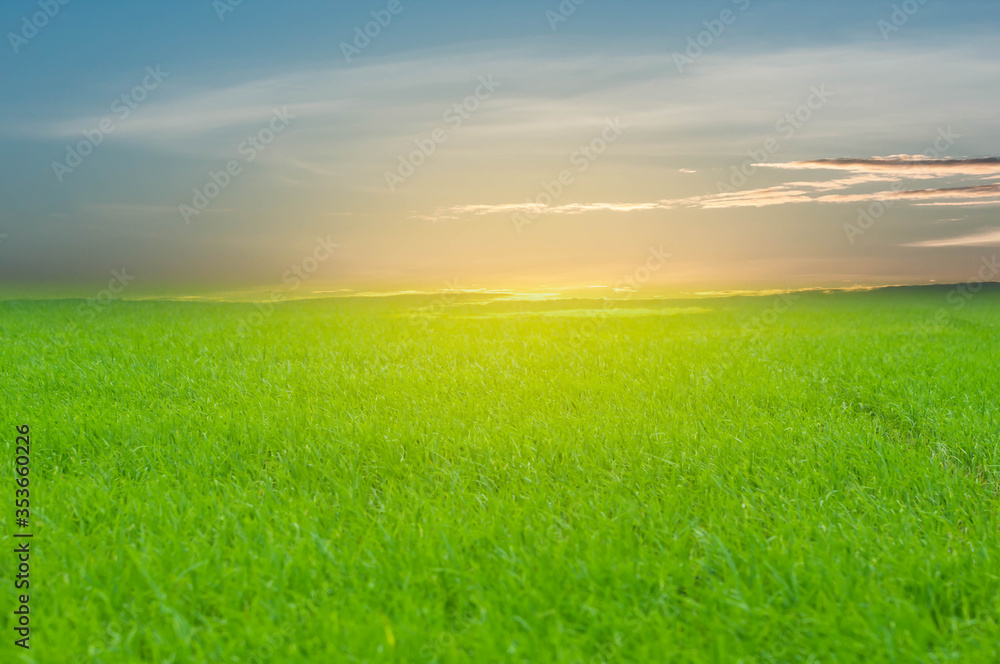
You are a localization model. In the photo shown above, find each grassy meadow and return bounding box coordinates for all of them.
[2,286,1000,663]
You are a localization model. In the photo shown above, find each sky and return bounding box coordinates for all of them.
[1,0,999,294]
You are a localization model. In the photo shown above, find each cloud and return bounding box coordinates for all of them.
[911,200,1000,207]
[759,155,1000,176]
[16,37,1000,170]
[786,182,1000,206]
[418,154,1000,221]
[886,183,1000,198]
[420,170,1000,220]
[416,200,674,221]
[904,227,1000,248]
[692,161,1000,209]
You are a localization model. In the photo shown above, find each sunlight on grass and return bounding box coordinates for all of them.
[4,288,1000,661]
[449,307,711,319]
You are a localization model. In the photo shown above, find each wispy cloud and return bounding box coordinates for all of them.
[904,227,1000,248]
[419,161,1000,221]
[727,182,1000,207]
[416,200,677,222]
[884,183,1000,199]
[760,155,1000,176]
[911,200,1000,207]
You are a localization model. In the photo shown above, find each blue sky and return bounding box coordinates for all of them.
[2,0,999,292]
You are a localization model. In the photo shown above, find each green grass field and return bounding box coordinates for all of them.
[3,286,1000,663]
